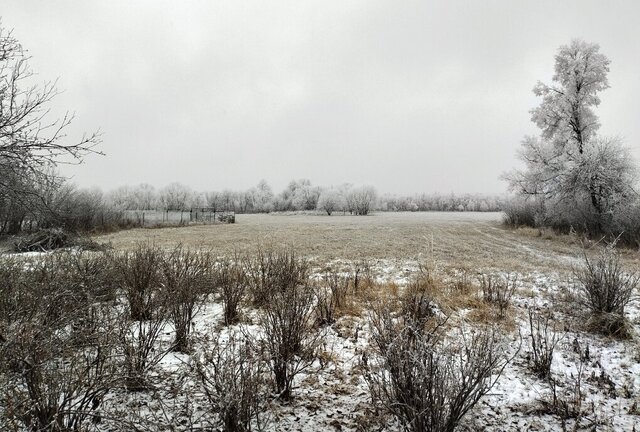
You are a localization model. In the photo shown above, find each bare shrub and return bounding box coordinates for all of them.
[194,331,270,431]
[502,197,540,228]
[352,260,374,296]
[400,269,438,328]
[61,250,119,302]
[5,254,97,326]
[574,242,639,337]
[0,257,26,328]
[160,246,210,352]
[479,273,517,319]
[364,302,512,432]
[217,255,248,326]
[314,269,351,326]
[0,258,120,431]
[259,284,324,400]
[543,355,587,421]
[527,308,562,379]
[117,307,171,391]
[112,242,163,320]
[244,247,309,307]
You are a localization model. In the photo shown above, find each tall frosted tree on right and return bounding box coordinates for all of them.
[506,39,637,234]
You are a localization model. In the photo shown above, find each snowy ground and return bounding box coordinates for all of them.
[92,258,640,431]
[3,218,640,431]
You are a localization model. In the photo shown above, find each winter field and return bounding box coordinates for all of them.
[3,212,640,431]
[95,211,618,269]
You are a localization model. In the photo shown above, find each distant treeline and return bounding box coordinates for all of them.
[0,177,504,235]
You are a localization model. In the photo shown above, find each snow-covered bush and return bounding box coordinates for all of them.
[160,246,211,352]
[244,247,309,307]
[364,301,511,432]
[259,283,324,400]
[216,254,248,325]
[575,243,639,337]
[194,331,270,432]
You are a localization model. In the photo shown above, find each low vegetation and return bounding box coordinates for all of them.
[574,242,639,337]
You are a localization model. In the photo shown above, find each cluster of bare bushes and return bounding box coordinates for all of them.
[0,245,518,431]
[0,245,333,430]
[5,240,631,430]
[362,292,513,432]
[503,196,640,247]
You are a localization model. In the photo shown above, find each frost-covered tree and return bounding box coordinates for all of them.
[317,188,344,215]
[131,183,158,210]
[275,179,321,211]
[254,179,274,212]
[205,191,223,211]
[159,182,194,210]
[505,39,637,233]
[348,186,377,216]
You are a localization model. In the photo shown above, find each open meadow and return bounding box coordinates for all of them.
[90,212,640,430]
[3,212,640,431]
[96,211,640,275]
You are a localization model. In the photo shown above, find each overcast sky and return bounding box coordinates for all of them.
[3,1,640,195]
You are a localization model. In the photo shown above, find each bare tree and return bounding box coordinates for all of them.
[158,182,195,211]
[0,24,101,222]
[347,186,377,215]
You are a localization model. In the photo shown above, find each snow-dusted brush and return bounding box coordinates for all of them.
[111,242,165,321]
[0,253,121,431]
[160,246,212,353]
[216,253,249,326]
[574,240,639,338]
[193,330,272,431]
[243,247,309,308]
[258,281,325,401]
[363,295,516,432]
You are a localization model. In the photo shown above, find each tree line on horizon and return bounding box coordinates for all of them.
[0,176,505,234]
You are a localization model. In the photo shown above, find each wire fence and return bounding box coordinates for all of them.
[122,209,235,227]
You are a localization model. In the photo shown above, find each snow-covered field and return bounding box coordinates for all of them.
[93,259,640,431]
[2,214,640,431]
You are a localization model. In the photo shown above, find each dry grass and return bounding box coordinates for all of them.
[89,212,640,275]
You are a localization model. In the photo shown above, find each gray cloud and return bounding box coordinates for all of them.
[3,0,640,194]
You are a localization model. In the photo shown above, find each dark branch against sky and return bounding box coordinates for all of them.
[3,0,639,194]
